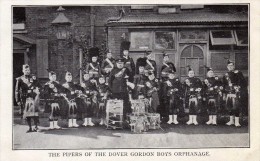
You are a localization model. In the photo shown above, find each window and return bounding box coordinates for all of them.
[179,30,207,42]
[155,32,176,50]
[210,30,236,45]
[234,30,248,46]
[13,7,26,24]
[130,32,152,50]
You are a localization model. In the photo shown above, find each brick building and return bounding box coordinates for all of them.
[13,5,248,83]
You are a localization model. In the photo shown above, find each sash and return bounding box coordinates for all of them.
[146,59,154,70]
[90,63,98,71]
[115,68,126,77]
[105,58,114,68]
[163,62,170,68]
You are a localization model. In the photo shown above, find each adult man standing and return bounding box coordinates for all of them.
[223,60,247,127]
[86,47,101,80]
[108,58,135,119]
[121,41,135,82]
[161,53,176,82]
[15,64,41,132]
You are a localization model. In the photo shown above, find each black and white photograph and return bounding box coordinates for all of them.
[2,1,260,160]
[11,4,250,150]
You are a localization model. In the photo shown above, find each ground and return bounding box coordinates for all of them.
[13,115,249,149]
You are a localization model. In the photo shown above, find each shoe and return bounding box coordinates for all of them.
[206,115,213,125]
[99,118,104,125]
[167,115,173,124]
[33,127,38,132]
[82,118,88,126]
[193,115,199,125]
[212,115,217,125]
[88,118,95,126]
[26,129,33,133]
[226,116,235,126]
[49,121,54,130]
[72,119,79,127]
[235,117,241,127]
[186,115,193,125]
[53,121,61,129]
[173,115,179,124]
[68,119,73,128]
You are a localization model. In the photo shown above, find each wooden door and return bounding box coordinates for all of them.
[179,44,206,81]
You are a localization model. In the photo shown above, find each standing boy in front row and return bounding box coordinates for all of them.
[164,69,183,125]
[184,67,203,125]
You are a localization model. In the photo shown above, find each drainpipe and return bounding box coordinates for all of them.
[90,6,95,47]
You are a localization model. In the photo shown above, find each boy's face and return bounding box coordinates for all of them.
[168,73,175,79]
[99,77,105,84]
[83,74,90,81]
[65,75,72,82]
[23,68,30,75]
[49,75,56,81]
[227,63,235,71]
[123,50,129,56]
[107,52,112,59]
[148,74,155,80]
[207,70,214,77]
[92,57,98,62]
[163,56,169,62]
[188,71,195,78]
[139,66,144,73]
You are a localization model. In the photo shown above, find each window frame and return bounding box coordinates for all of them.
[154,31,177,50]
[210,30,236,45]
[234,30,248,46]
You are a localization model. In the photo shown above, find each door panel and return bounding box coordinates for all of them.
[179,44,206,81]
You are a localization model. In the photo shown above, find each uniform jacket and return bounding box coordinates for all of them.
[108,67,130,94]
[101,58,115,76]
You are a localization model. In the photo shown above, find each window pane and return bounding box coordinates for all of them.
[179,30,207,41]
[235,30,248,46]
[130,32,151,50]
[155,32,176,50]
[212,31,232,38]
[180,58,185,67]
[210,30,236,45]
[211,52,230,71]
[181,46,192,57]
[235,53,248,70]
[193,45,203,57]
[180,67,186,76]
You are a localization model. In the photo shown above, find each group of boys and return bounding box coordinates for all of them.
[15,41,247,133]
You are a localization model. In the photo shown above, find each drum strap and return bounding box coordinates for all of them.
[90,63,98,71]
[146,59,154,70]
[105,58,114,68]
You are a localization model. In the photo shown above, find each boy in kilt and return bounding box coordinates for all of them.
[184,66,203,125]
[97,75,110,125]
[62,72,80,128]
[43,71,65,129]
[78,72,98,126]
[203,67,223,125]
[223,60,247,127]
[145,71,160,113]
[163,69,183,125]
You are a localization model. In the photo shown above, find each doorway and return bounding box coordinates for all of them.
[179,44,207,81]
[13,53,24,105]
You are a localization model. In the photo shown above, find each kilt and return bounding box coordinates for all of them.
[23,97,39,119]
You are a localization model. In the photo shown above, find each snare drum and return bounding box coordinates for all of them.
[147,113,160,129]
[131,99,147,114]
[129,114,149,133]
